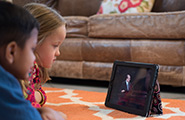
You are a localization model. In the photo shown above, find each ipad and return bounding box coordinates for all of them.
[105,61,159,117]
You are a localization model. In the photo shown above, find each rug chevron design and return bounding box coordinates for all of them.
[43,87,185,120]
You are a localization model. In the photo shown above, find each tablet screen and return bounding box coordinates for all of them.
[105,61,158,117]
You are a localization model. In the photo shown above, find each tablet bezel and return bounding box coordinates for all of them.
[105,61,159,117]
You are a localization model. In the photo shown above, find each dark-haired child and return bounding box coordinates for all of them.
[0,1,65,120]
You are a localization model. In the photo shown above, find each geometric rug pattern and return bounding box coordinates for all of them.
[43,87,185,120]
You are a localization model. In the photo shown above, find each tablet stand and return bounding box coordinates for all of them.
[149,80,163,116]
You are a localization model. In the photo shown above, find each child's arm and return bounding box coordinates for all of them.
[37,107,67,120]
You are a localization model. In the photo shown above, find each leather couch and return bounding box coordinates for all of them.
[13,0,185,86]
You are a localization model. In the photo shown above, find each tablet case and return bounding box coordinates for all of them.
[105,61,163,117]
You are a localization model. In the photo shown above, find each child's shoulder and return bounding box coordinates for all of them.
[0,65,21,89]
[0,65,42,120]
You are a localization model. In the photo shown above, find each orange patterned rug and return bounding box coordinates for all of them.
[43,87,185,120]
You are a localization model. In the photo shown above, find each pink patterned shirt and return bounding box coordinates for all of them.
[24,61,47,108]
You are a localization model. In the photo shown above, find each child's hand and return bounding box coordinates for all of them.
[58,111,67,120]
[37,107,67,120]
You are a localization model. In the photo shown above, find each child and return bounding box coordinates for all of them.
[23,3,66,108]
[0,1,65,120]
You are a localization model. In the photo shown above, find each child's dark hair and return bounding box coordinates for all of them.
[0,1,39,49]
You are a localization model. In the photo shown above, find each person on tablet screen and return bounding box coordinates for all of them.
[121,74,132,93]
[118,74,132,106]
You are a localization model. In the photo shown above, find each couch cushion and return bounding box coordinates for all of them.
[97,0,155,14]
[49,60,83,79]
[82,39,131,62]
[57,0,102,16]
[49,60,185,86]
[131,40,185,66]
[57,38,83,61]
[158,65,184,86]
[83,62,113,81]
[88,11,185,39]
[57,38,131,62]
[152,0,185,12]
[64,16,89,38]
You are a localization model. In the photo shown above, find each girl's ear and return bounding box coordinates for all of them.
[5,41,18,64]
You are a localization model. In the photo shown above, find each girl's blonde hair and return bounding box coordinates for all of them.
[24,3,66,84]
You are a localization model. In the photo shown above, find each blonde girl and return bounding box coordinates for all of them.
[23,3,66,108]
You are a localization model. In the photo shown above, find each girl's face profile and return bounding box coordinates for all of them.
[14,28,38,79]
[36,25,66,68]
